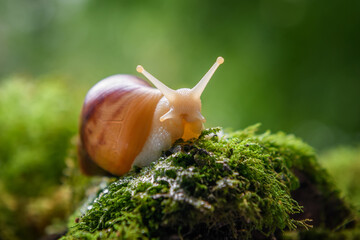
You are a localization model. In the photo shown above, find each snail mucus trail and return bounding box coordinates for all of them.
[78,57,224,176]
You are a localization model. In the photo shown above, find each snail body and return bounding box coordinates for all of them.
[78,57,224,176]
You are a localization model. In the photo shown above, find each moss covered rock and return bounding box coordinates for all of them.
[62,125,358,240]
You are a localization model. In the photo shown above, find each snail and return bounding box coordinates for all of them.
[78,56,224,176]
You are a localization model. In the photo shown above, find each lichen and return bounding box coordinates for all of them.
[62,125,357,240]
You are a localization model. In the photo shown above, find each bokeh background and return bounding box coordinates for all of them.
[0,0,359,239]
[1,0,360,148]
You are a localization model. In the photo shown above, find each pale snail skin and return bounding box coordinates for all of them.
[78,57,224,176]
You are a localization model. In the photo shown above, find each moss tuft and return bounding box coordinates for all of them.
[62,125,356,240]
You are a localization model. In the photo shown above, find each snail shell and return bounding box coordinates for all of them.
[78,57,224,176]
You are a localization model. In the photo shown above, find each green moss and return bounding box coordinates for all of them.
[276,145,360,240]
[0,77,78,197]
[319,145,360,208]
[63,124,355,240]
[0,76,80,240]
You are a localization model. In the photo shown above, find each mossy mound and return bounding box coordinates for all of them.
[0,77,80,240]
[62,125,357,240]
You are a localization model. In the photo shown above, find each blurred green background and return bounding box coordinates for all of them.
[1,0,360,149]
[0,0,359,239]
